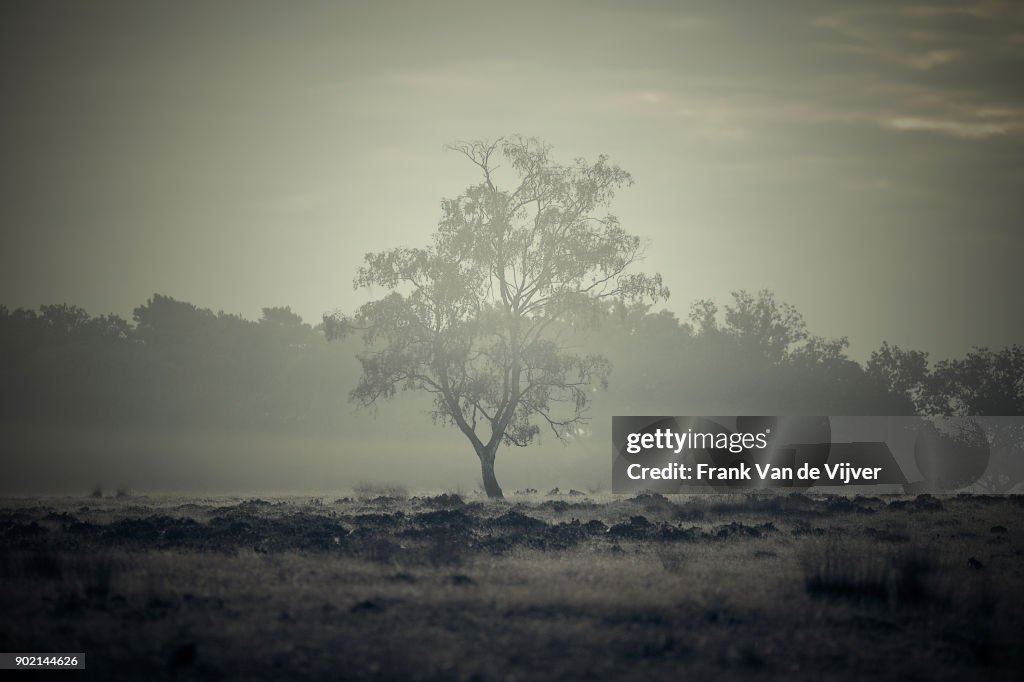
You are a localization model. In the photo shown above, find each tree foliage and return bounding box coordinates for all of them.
[926,346,1024,492]
[326,136,668,497]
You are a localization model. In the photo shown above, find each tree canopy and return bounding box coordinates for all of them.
[327,136,668,497]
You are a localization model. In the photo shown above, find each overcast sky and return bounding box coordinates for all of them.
[2,0,1022,360]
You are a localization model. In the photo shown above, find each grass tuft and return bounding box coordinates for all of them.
[803,542,939,608]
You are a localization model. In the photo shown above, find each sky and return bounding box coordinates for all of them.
[2,0,1022,361]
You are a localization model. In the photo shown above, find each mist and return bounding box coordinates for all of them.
[2,0,1022,363]
[3,289,1018,495]
[1,1,1022,495]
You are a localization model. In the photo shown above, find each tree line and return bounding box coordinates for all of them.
[1,290,1019,437]
[0,295,359,432]
[587,290,1023,419]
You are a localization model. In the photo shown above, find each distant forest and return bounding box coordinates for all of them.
[2,289,1020,436]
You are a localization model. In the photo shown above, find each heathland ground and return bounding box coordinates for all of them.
[1,491,1021,681]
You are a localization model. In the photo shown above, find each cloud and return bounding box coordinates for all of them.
[814,2,1023,73]
[884,116,1011,138]
[812,3,1024,139]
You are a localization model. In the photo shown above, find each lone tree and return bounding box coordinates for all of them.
[325,136,668,498]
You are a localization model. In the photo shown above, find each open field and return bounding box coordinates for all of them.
[1,491,1022,681]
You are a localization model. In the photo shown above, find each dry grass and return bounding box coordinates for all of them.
[0,493,1021,681]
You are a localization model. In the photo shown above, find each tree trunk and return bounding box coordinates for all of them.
[479,449,504,499]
